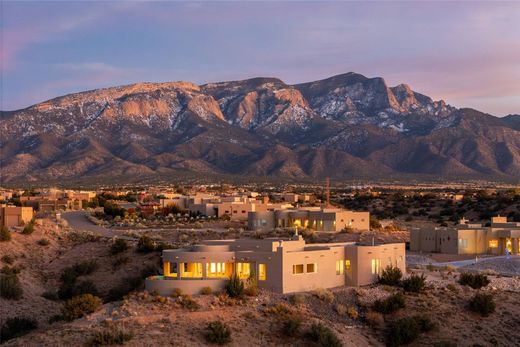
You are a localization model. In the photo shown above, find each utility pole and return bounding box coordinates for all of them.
[325,177,330,208]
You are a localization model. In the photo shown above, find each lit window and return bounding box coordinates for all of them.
[335,260,343,275]
[371,259,381,275]
[489,240,498,248]
[293,264,304,274]
[259,263,266,281]
[237,262,251,279]
[307,263,317,273]
[345,260,351,270]
[181,262,203,278]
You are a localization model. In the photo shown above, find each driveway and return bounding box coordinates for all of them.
[62,211,126,238]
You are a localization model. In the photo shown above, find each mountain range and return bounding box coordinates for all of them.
[1,72,519,183]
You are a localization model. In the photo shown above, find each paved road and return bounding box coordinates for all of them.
[62,211,125,238]
[431,255,519,268]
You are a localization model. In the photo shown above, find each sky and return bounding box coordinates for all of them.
[1,1,519,116]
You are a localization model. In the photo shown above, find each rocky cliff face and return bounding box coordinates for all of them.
[1,73,518,182]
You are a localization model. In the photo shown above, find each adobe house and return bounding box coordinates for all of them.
[410,216,520,255]
[0,205,34,227]
[146,235,405,295]
[248,207,369,232]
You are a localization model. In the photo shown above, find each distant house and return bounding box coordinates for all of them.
[0,205,34,227]
[410,216,520,255]
[146,235,405,295]
[248,207,369,232]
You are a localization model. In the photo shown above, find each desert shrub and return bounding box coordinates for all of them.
[282,316,301,337]
[110,239,129,255]
[1,265,20,275]
[445,283,458,292]
[313,288,334,303]
[401,273,426,293]
[347,306,359,320]
[72,279,99,297]
[112,255,130,268]
[21,220,35,235]
[37,238,50,246]
[0,273,23,300]
[264,303,293,317]
[365,310,385,327]
[1,255,13,264]
[0,317,38,343]
[205,321,232,345]
[170,288,183,298]
[107,276,143,301]
[379,265,403,286]
[89,328,134,346]
[136,235,156,253]
[0,225,11,241]
[334,303,348,316]
[225,273,244,298]
[61,294,102,321]
[291,293,306,306]
[469,293,495,317]
[373,292,405,314]
[459,272,490,289]
[244,273,258,296]
[178,295,200,310]
[307,322,342,347]
[200,286,213,295]
[386,315,434,347]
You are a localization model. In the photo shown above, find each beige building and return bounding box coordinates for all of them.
[145,236,405,295]
[410,216,520,255]
[248,207,369,232]
[0,205,34,227]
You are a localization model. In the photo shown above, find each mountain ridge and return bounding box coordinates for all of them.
[1,73,519,183]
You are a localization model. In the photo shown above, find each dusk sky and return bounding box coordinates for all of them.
[2,1,519,116]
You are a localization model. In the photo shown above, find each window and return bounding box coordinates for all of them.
[259,263,266,281]
[488,240,498,248]
[236,262,251,279]
[345,260,351,270]
[206,262,227,278]
[458,238,468,248]
[180,262,202,278]
[233,210,237,214]
[307,263,317,273]
[293,264,304,274]
[242,210,246,214]
[335,260,343,275]
[371,259,381,275]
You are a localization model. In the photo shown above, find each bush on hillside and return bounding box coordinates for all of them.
[0,225,11,241]
[469,293,495,317]
[0,273,23,300]
[110,239,129,255]
[282,316,302,337]
[205,321,232,345]
[61,294,102,321]
[136,235,156,253]
[37,238,50,246]
[401,273,426,293]
[0,317,38,343]
[225,273,244,298]
[306,322,342,347]
[89,328,134,346]
[459,272,490,289]
[386,315,434,347]
[379,265,402,286]
[21,220,35,235]
[373,292,405,314]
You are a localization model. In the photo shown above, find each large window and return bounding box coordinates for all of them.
[371,259,381,275]
[307,263,317,273]
[236,262,251,279]
[259,263,266,281]
[293,264,304,274]
[206,262,228,278]
[335,260,343,275]
[180,262,202,278]
[345,260,351,270]
[488,240,498,248]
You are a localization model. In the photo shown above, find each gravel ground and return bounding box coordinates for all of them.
[461,257,520,276]
[406,254,436,265]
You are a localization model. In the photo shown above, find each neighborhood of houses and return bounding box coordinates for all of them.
[1,186,518,296]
